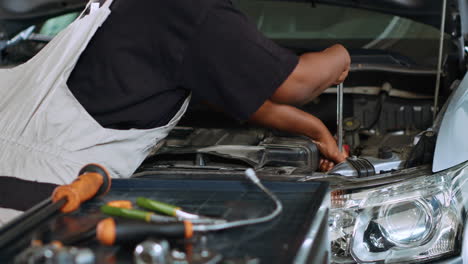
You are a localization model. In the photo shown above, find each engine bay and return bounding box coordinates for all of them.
[140,87,438,179]
[0,3,459,181]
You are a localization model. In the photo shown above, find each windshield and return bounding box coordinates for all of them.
[236,1,452,67]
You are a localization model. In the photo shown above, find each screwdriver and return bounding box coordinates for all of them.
[97,169,284,246]
[101,205,178,223]
[102,201,225,224]
[0,163,111,251]
[337,83,344,152]
[106,200,133,209]
[136,197,226,224]
[97,218,194,245]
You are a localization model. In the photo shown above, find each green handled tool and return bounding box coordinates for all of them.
[136,198,180,217]
[136,197,226,224]
[101,205,177,223]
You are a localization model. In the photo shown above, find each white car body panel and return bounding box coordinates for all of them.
[433,73,468,172]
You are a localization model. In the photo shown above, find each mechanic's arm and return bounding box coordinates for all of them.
[249,44,350,170]
[271,44,350,106]
[249,100,346,171]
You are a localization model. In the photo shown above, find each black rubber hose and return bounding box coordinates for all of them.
[365,91,388,130]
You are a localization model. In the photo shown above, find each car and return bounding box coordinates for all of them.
[1,0,468,263]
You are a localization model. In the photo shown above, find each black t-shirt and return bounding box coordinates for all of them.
[67,0,298,129]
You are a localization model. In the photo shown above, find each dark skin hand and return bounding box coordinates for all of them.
[249,44,350,171]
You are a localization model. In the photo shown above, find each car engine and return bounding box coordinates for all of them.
[141,88,437,178]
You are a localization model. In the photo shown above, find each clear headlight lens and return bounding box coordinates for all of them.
[330,163,468,263]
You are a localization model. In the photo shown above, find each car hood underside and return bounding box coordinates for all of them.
[0,0,454,30]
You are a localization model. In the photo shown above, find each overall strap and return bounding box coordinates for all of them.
[79,0,114,18]
[101,0,115,9]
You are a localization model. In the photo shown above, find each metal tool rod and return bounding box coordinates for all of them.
[0,164,110,252]
[0,198,66,250]
[433,0,447,121]
[337,83,344,152]
[0,197,53,237]
[0,229,36,257]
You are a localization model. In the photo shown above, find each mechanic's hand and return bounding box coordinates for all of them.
[335,63,350,85]
[313,134,348,171]
[319,158,335,172]
[324,44,351,85]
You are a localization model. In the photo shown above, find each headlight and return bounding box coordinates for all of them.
[329,162,468,263]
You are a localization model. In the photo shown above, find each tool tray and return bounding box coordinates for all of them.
[3,176,328,263]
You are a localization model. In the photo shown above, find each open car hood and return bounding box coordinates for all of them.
[307,0,447,29]
[277,0,465,35]
[0,0,454,28]
[0,0,84,20]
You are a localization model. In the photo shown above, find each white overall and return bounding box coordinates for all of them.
[0,0,190,224]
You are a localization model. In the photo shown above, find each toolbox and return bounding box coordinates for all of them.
[1,174,330,264]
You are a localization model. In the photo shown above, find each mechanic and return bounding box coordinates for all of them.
[67,0,350,172]
[0,0,349,225]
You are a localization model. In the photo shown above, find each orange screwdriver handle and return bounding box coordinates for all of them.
[96,218,193,246]
[107,200,133,209]
[52,164,111,213]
